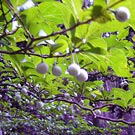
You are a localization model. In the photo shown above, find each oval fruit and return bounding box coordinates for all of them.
[67,63,80,76]
[36,101,44,109]
[36,62,48,74]
[76,69,88,82]
[52,65,62,76]
[115,7,130,22]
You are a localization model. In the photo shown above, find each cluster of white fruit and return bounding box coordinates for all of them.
[114,6,130,22]
[36,62,88,82]
[67,63,88,82]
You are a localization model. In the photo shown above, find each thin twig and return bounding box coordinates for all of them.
[97,115,135,126]
[5,0,33,40]
[106,0,126,10]
[34,18,92,42]
[0,49,82,59]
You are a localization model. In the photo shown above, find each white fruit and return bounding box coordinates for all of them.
[67,63,80,76]
[17,83,21,88]
[64,93,70,99]
[52,65,62,76]
[76,69,88,82]
[115,7,130,22]
[36,62,48,74]
[15,92,21,101]
[21,87,28,94]
[36,101,44,109]
[95,109,101,115]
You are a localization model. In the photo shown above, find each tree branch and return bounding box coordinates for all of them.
[0,48,82,59]
[96,115,135,126]
[33,18,92,42]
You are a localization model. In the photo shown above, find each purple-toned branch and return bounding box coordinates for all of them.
[96,115,135,126]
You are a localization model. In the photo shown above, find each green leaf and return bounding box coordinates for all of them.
[94,0,107,6]
[38,1,71,26]
[20,1,71,36]
[75,24,89,39]
[63,0,82,20]
[10,0,26,8]
[129,83,135,94]
[50,39,68,53]
[91,5,111,23]
[4,54,24,77]
[89,38,107,50]
[104,36,132,50]
[112,88,133,107]
[128,98,135,106]
[89,47,107,55]
[108,48,131,77]
[91,90,102,96]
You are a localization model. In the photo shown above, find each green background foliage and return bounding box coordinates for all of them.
[1,0,135,134]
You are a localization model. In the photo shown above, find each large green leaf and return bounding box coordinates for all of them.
[63,0,82,20]
[20,1,71,36]
[50,39,68,53]
[112,88,133,108]
[108,48,131,77]
[89,38,107,50]
[10,0,26,8]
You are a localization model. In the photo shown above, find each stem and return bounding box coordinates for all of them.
[71,44,75,63]
[106,0,126,10]
[5,0,33,40]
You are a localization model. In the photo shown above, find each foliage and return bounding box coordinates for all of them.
[0,0,135,134]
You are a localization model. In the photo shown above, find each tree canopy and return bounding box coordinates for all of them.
[1,0,135,134]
